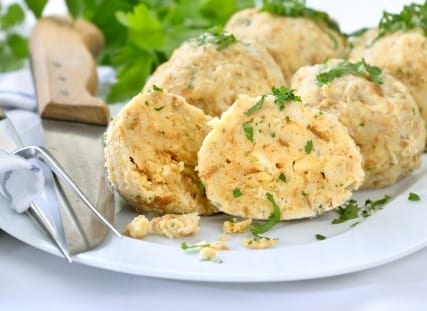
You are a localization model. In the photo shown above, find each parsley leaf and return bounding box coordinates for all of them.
[332,200,360,224]
[332,195,391,224]
[181,242,210,250]
[23,0,48,19]
[259,0,341,34]
[271,86,301,111]
[304,140,313,154]
[0,3,29,72]
[2,3,25,29]
[194,25,239,51]
[242,121,254,142]
[408,192,421,202]
[152,84,163,92]
[233,188,243,198]
[315,234,326,240]
[375,3,427,42]
[316,59,383,86]
[245,95,266,116]
[279,172,287,183]
[250,193,281,237]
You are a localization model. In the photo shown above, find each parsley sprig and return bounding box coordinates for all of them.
[316,59,384,86]
[375,2,427,42]
[194,26,239,51]
[250,193,281,237]
[12,0,254,103]
[259,0,341,34]
[332,195,391,224]
[272,86,301,111]
[0,3,29,72]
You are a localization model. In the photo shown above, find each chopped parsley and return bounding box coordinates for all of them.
[408,192,421,202]
[194,26,239,51]
[332,200,360,224]
[315,234,326,240]
[271,86,301,111]
[245,95,266,116]
[259,0,341,34]
[279,172,287,183]
[242,121,254,142]
[250,192,281,237]
[317,59,383,86]
[201,257,223,264]
[181,242,210,250]
[316,59,383,86]
[154,105,165,111]
[374,3,427,42]
[198,181,206,195]
[304,140,313,154]
[332,195,391,224]
[233,188,243,198]
[152,84,163,92]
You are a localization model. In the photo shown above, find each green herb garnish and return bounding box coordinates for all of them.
[201,257,223,264]
[233,188,243,198]
[315,234,326,240]
[245,95,266,116]
[316,59,383,86]
[374,3,427,43]
[181,242,210,250]
[242,121,254,142]
[304,140,313,154]
[332,195,391,224]
[154,105,165,111]
[271,86,301,111]
[279,172,287,183]
[408,192,421,202]
[198,181,206,195]
[194,25,239,51]
[250,193,281,237]
[152,84,163,92]
[332,200,360,224]
[259,0,341,34]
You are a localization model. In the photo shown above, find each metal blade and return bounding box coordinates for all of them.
[42,119,115,254]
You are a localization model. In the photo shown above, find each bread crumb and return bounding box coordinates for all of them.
[223,218,252,234]
[151,212,200,238]
[124,215,152,239]
[242,237,279,249]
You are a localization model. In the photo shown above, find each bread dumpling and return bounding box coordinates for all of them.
[291,59,426,188]
[105,87,216,215]
[144,29,285,117]
[197,91,364,220]
[226,8,347,84]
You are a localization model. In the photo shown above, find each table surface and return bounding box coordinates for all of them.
[3,0,427,310]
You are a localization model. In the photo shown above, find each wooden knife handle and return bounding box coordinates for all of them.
[46,16,105,57]
[30,17,109,125]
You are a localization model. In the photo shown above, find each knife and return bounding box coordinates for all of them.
[29,17,120,255]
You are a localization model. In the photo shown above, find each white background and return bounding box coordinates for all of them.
[2,0,427,310]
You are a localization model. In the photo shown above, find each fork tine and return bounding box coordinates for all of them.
[14,145,122,238]
[28,202,72,263]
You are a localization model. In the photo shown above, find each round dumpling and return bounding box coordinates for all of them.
[105,87,216,215]
[349,29,427,137]
[291,59,426,188]
[197,92,364,220]
[225,8,348,84]
[143,30,285,117]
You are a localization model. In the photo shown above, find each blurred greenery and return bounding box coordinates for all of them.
[0,0,255,102]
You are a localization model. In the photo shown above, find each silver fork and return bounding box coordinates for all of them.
[0,108,72,262]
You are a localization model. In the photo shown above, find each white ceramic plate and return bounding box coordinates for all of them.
[2,0,427,282]
[1,148,427,282]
